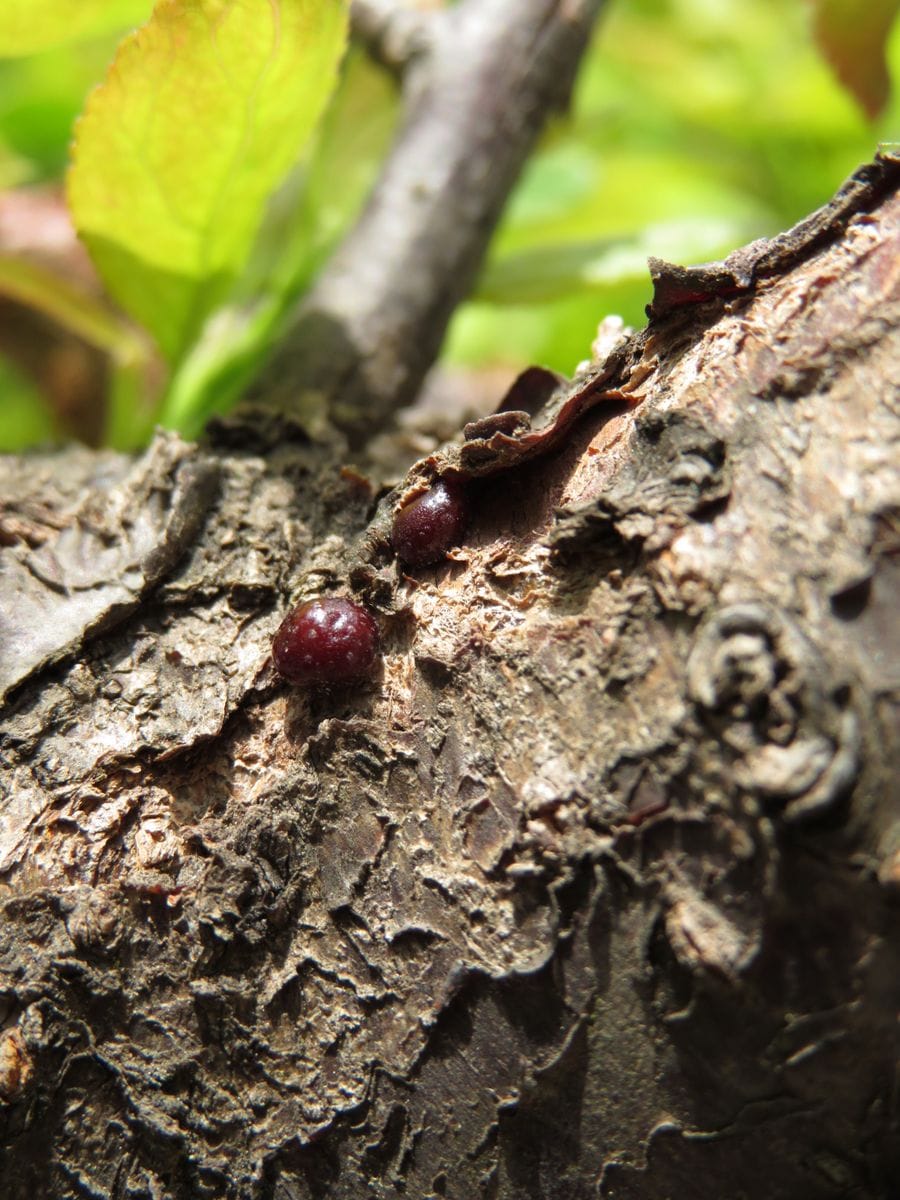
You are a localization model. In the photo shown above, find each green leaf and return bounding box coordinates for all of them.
[810,0,900,119]
[157,46,398,435]
[158,296,282,437]
[68,0,348,364]
[0,1,151,57]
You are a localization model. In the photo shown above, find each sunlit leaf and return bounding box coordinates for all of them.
[810,0,900,119]
[157,46,398,434]
[68,0,348,364]
[0,1,151,58]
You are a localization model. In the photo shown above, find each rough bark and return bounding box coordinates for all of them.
[0,155,898,1200]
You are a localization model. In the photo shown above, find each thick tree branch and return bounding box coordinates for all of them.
[0,158,898,1200]
[252,0,606,441]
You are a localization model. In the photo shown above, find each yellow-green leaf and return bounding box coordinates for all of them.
[810,0,900,119]
[0,1,151,57]
[68,0,348,363]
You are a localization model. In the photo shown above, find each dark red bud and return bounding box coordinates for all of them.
[391,478,469,568]
[272,597,379,685]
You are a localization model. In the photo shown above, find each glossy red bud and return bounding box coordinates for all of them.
[272,597,379,685]
[391,478,469,567]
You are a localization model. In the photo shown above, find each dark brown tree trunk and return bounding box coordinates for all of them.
[1,156,898,1200]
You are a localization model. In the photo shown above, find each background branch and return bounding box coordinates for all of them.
[348,0,431,74]
[252,0,606,441]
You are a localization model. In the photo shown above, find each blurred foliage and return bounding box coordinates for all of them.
[68,0,348,365]
[810,0,900,120]
[0,0,897,451]
[0,0,151,58]
[0,356,56,450]
[0,37,131,182]
[447,0,900,375]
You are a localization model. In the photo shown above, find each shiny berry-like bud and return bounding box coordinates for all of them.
[272,597,379,685]
[391,478,469,568]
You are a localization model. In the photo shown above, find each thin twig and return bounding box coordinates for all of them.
[254,0,606,443]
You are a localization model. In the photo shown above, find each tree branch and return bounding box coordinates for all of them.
[252,0,606,442]
[349,0,431,75]
[1,160,898,1198]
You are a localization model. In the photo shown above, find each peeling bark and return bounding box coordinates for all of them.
[0,156,898,1199]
